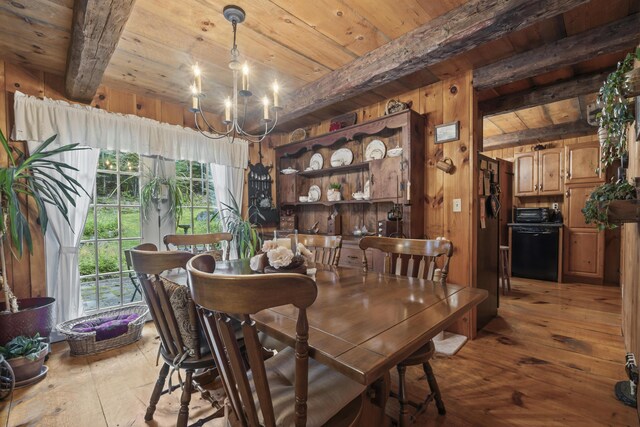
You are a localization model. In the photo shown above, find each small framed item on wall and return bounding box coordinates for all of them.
[435,121,459,144]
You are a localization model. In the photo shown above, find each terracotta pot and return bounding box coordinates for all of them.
[0,297,56,345]
[7,344,47,382]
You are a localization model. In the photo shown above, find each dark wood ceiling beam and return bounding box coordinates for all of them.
[473,14,639,91]
[275,0,591,126]
[483,120,595,150]
[65,0,137,102]
[480,70,611,116]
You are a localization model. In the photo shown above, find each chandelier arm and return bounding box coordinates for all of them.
[194,113,232,140]
[196,107,230,136]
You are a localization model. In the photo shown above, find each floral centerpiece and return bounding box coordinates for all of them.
[250,240,315,274]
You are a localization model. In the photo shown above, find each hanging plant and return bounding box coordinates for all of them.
[597,48,640,169]
[582,179,636,231]
[140,174,184,223]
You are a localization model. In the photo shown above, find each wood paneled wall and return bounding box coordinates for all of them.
[483,134,622,285]
[0,60,224,304]
[621,62,639,392]
[265,71,480,337]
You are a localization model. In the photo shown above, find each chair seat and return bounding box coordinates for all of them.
[399,340,435,367]
[250,347,365,427]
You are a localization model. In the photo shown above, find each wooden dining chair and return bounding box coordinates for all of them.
[163,232,233,261]
[129,243,224,427]
[187,253,366,427]
[293,234,343,266]
[359,236,453,425]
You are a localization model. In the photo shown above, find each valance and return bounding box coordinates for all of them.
[13,91,248,169]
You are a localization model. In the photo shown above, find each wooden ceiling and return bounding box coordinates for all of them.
[0,0,637,134]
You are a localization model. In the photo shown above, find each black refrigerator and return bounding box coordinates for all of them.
[476,154,499,330]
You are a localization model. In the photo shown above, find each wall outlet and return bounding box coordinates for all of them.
[552,202,559,210]
[453,199,462,212]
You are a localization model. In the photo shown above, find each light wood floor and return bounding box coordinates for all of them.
[1,278,637,426]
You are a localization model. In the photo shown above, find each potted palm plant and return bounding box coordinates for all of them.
[217,191,263,259]
[0,129,87,345]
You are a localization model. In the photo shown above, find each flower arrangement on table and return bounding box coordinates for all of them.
[250,239,315,274]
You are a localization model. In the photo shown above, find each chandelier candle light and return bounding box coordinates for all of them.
[189,5,281,142]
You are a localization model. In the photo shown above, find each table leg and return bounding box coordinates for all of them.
[358,372,391,426]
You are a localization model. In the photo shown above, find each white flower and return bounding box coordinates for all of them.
[297,243,314,262]
[262,240,279,252]
[249,254,263,271]
[267,246,294,268]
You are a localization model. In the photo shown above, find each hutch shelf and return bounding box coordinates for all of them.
[275,109,426,240]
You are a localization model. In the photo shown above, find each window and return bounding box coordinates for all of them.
[175,160,221,235]
[80,151,142,312]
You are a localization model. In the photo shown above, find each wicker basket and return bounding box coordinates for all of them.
[56,304,148,356]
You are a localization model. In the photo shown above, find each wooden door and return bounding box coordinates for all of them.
[278,174,298,204]
[538,148,563,195]
[563,183,604,282]
[565,142,603,184]
[369,157,403,200]
[514,152,537,196]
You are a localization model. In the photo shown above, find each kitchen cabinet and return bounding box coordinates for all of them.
[563,183,605,283]
[514,148,563,196]
[565,142,603,184]
[369,157,403,200]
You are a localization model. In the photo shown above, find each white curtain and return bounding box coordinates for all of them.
[211,164,245,259]
[27,142,100,333]
[14,91,248,169]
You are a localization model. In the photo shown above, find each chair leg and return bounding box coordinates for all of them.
[397,364,410,427]
[423,362,446,415]
[145,362,170,421]
[177,370,193,427]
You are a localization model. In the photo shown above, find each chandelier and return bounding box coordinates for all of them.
[189,5,281,142]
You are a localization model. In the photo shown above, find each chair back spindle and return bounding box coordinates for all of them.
[188,254,318,427]
[359,237,453,282]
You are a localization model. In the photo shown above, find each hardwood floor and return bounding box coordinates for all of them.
[1,277,637,426]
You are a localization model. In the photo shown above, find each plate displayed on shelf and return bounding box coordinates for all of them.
[310,153,323,170]
[387,146,403,157]
[330,148,354,167]
[308,185,321,202]
[365,139,386,161]
[281,168,299,175]
[364,180,371,199]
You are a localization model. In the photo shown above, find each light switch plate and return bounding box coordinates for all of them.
[453,199,462,212]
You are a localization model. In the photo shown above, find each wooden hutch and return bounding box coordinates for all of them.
[275,109,426,271]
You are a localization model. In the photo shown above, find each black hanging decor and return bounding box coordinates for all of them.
[248,140,278,226]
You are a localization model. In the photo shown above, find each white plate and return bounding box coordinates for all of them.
[364,180,370,199]
[387,146,403,157]
[365,139,386,161]
[308,185,321,202]
[281,167,298,175]
[310,153,323,170]
[330,148,353,167]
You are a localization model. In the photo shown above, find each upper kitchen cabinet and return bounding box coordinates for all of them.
[565,142,603,184]
[514,148,563,197]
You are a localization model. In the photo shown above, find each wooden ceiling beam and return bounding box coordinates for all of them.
[65,0,137,102]
[473,14,639,90]
[480,70,611,117]
[483,120,594,150]
[274,0,591,126]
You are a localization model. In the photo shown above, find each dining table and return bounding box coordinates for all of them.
[165,259,487,426]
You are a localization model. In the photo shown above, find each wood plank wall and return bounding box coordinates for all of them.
[0,60,224,304]
[482,134,622,285]
[264,71,480,337]
[621,56,639,403]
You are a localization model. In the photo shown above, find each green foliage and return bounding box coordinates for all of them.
[0,334,47,361]
[582,179,637,231]
[597,48,640,169]
[218,191,263,259]
[0,129,88,258]
[141,173,185,223]
[329,182,342,190]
